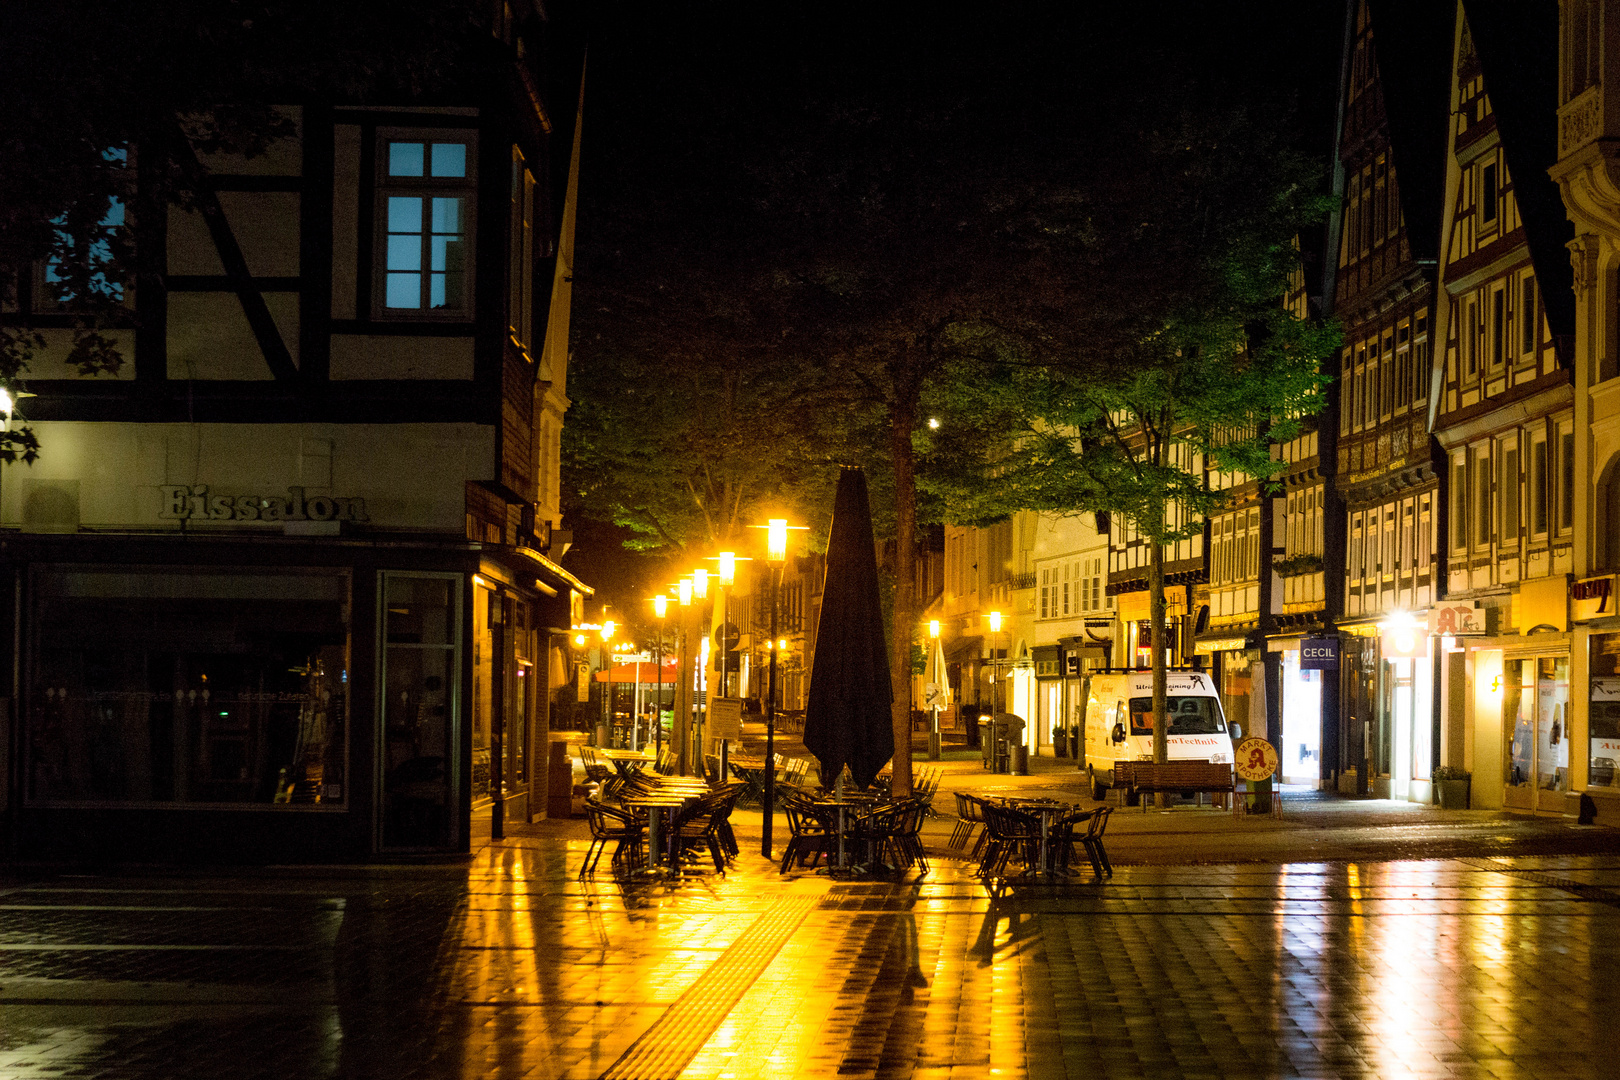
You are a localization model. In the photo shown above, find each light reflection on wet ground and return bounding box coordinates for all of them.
[2,847,1619,1079]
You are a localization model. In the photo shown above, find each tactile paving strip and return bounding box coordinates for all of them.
[597,895,818,1080]
[1463,856,1620,907]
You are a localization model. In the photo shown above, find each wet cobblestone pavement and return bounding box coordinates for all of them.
[4,837,1620,1079]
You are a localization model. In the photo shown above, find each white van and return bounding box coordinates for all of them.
[1083,670,1233,800]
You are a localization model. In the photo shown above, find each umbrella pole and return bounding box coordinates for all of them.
[762,565,779,858]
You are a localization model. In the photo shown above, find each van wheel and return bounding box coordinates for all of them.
[1090,772,1108,802]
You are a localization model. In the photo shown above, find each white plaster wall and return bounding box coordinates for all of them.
[0,421,493,533]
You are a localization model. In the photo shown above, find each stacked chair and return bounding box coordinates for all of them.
[975,800,1041,879]
[580,798,643,877]
[949,791,983,850]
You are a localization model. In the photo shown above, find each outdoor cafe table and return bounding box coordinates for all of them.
[599,748,657,783]
[621,794,698,871]
[1004,797,1074,877]
[814,792,883,873]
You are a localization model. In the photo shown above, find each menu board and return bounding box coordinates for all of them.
[708,697,743,741]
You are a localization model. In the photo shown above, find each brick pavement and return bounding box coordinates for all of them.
[3,838,1620,1079]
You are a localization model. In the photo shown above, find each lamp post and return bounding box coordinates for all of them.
[598,618,617,748]
[988,610,1003,715]
[717,552,735,701]
[677,576,694,774]
[927,619,942,761]
[652,595,667,757]
[762,518,789,859]
[693,569,709,773]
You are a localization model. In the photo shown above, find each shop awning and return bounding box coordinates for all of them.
[594,656,679,683]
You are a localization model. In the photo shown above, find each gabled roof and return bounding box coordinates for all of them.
[1463,0,1574,344]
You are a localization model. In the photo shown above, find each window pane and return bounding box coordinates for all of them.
[431,196,463,234]
[388,196,423,233]
[389,142,425,177]
[28,569,349,806]
[386,272,420,308]
[431,143,467,178]
[387,234,422,272]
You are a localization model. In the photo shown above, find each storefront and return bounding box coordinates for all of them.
[1269,637,1332,787]
[6,532,585,862]
[1335,614,1435,802]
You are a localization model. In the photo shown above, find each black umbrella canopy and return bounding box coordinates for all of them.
[802,467,895,789]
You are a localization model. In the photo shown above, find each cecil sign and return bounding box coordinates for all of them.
[1299,637,1338,670]
[160,485,369,523]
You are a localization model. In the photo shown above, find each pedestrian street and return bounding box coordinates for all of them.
[3,839,1619,1080]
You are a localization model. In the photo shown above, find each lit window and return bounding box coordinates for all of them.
[377,134,476,317]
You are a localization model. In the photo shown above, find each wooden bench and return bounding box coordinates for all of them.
[1124,760,1234,811]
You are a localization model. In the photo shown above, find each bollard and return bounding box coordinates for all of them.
[1011,744,1028,775]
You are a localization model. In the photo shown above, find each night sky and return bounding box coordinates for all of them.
[559,0,1350,617]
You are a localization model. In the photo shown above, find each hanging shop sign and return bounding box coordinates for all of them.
[160,485,369,523]
[1428,600,1485,636]
[1299,637,1339,670]
[1572,576,1616,622]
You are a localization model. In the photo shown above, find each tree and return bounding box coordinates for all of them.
[922,104,1340,777]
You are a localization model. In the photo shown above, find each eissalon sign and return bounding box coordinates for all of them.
[160,485,368,523]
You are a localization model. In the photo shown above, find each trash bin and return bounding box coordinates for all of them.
[1010,743,1029,775]
[979,719,995,769]
[990,713,1025,774]
[547,741,575,819]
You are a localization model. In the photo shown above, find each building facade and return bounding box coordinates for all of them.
[0,16,589,860]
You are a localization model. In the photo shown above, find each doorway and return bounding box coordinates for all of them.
[1503,653,1570,812]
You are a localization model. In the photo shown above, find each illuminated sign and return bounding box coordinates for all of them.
[1299,637,1338,670]
[1427,601,1484,636]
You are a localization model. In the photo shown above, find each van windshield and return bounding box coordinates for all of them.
[1128,696,1227,736]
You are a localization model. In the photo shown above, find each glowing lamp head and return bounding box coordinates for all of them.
[718,551,736,586]
[778,638,788,651]
[680,578,693,607]
[653,595,667,619]
[600,620,616,643]
[988,611,1002,634]
[929,619,940,639]
[0,388,12,417]
[694,569,708,599]
[574,633,586,646]
[767,519,788,564]
[928,417,940,430]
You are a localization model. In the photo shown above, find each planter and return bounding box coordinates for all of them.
[1436,777,1471,809]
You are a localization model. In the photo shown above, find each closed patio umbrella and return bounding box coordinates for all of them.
[803,466,894,789]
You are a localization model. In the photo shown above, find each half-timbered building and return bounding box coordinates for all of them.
[0,15,589,860]
[1432,2,1575,815]
[1326,0,1452,801]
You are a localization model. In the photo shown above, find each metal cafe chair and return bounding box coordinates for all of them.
[580,798,643,877]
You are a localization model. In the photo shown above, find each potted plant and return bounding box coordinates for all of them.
[1433,766,1471,809]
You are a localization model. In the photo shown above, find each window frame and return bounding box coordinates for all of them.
[373,127,480,321]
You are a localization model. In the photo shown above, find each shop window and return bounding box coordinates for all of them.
[1590,634,1620,791]
[377,132,477,317]
[27,567,350,807]
[380,572,460,849]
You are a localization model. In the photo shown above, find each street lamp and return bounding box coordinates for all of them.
[653,594,667,756]
[760,517,796,859]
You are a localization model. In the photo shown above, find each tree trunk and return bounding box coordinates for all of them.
[888,393,918,798]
